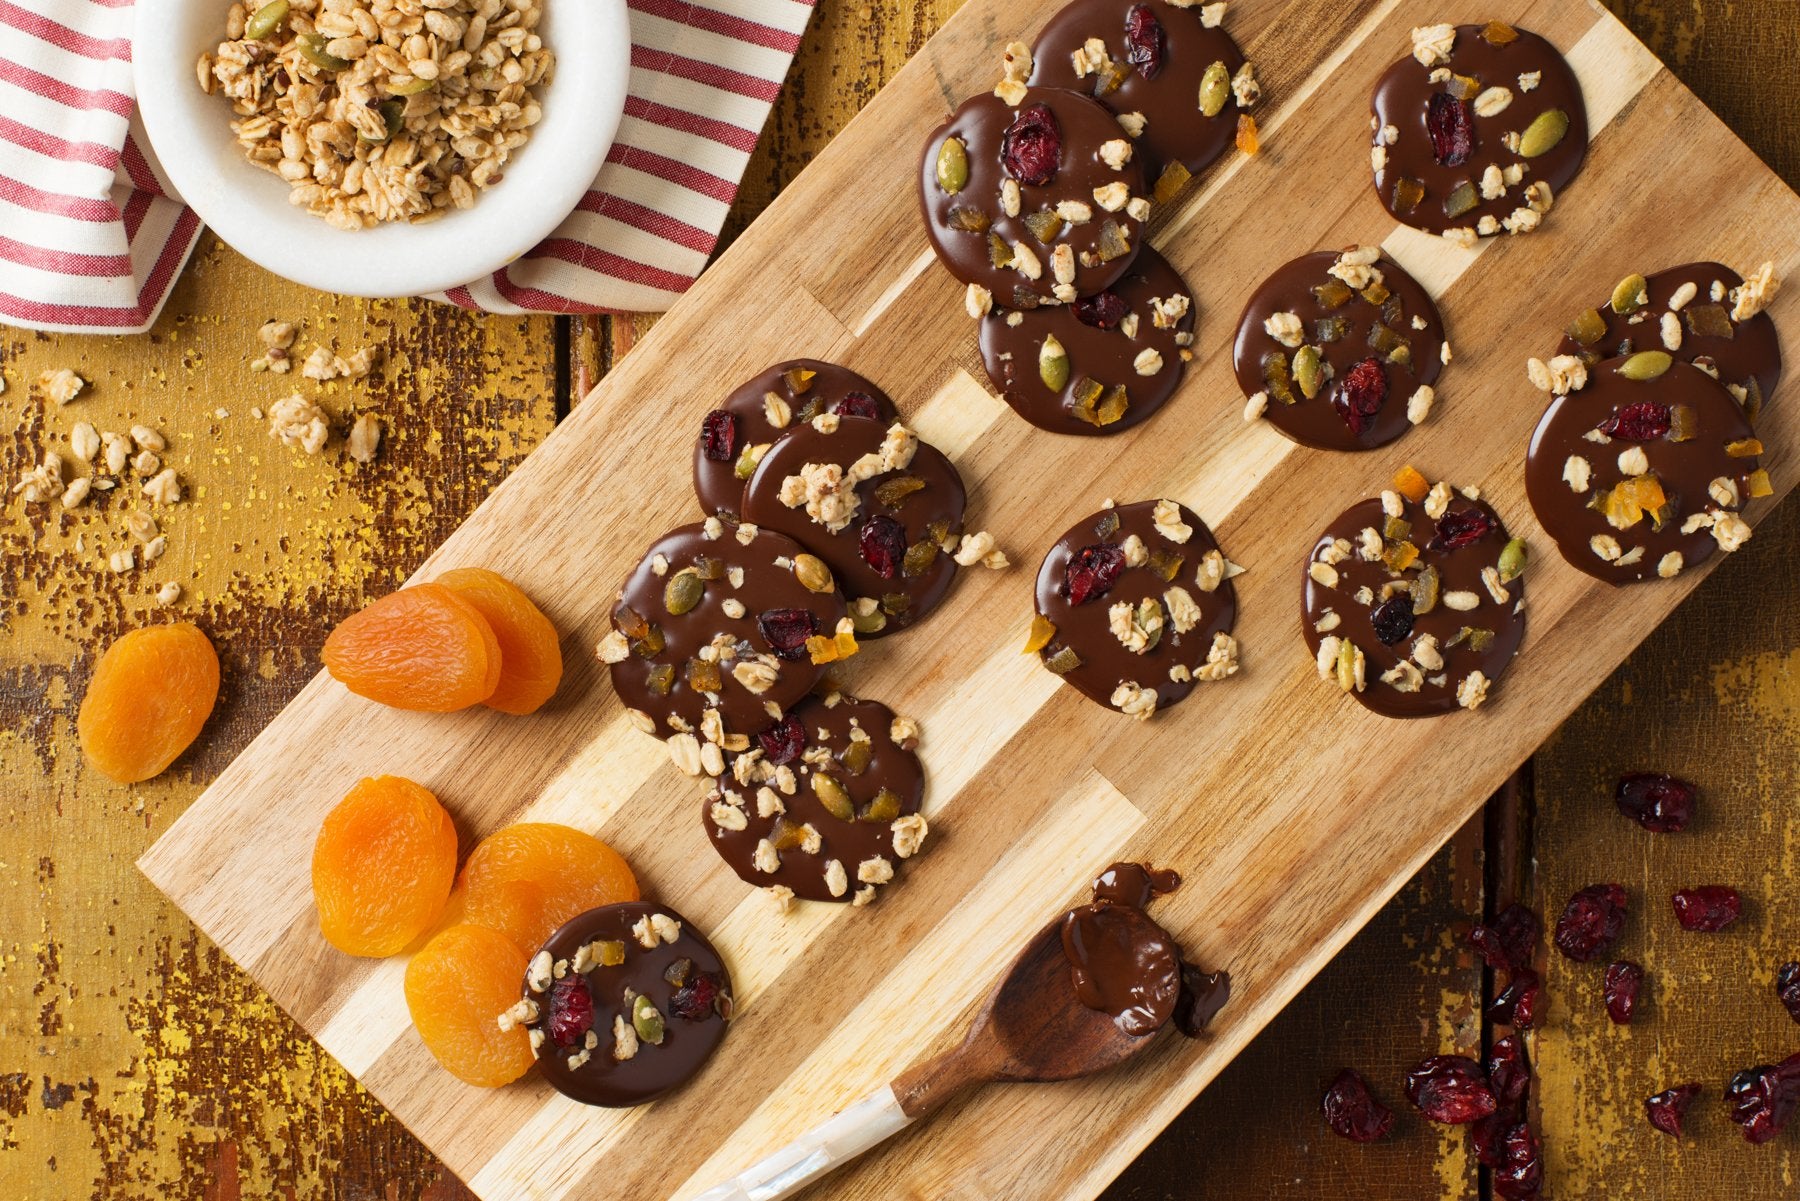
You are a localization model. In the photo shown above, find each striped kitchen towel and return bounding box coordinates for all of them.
[0,0,813,334]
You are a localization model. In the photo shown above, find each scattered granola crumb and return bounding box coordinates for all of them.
[156,581,183,606]
[346,413,383,464]
[268,393,331,454]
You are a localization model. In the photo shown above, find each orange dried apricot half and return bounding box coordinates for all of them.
[436,567,563,715]
[77,622,220,784]
[458,823,639,954]
[322,583,501,711]
[404,924,535,1087]
[312,776,458,957]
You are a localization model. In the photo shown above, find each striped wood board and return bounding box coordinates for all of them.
[140,1,1800,1197]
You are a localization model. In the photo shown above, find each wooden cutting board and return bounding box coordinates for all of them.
[140,0,1800,1196]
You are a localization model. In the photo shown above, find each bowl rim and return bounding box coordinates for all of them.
[133,0,630,298]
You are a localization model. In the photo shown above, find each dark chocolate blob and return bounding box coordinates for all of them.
[524,902,733,1108]
[692,360,898,518]
[979,247,1195,436]
[1371,23,1587,237]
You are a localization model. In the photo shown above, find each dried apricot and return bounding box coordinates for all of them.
[457,823,639,953]
[77,623,220,783]
[312,776,457,957]
[404,924,535,1087]
[436,568,563,715]
[322,583,500,711]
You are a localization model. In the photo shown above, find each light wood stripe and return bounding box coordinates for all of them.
[140,2,1800,1199]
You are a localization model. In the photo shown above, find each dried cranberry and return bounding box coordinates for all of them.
[699,409,736,462]
[670,970,723,1021]
[1470,1111,1513,1167]
[1604,960,1644,1024]
[1598,400,1673,441]
[1487,1035,1531,1106]
[1000,103,1062,187]
[1064,544,1126,605]
[756,713,806,765]
[1427,506,1496,552]
[1672,885,1741,932]
[858,514,908,579]
[1332,357,1387,435]
[1123,4,1165,79]
[1645,1083,1702,1136]
[1073,290,1127,329]
[1614,771,1696,833]
[834,392,881,421]
[1470,903,1541,974]
[756,607,820,660]
[1777,962,1800,1024]
[1369,595,1415,645]
[1172,963,1230,1037]
[1553,883,1628,962]
[1321,1069,1393,1142]
[1426,92,1474,166]
[546,975,593,1048]
[1726,1054,1800,1144]
[1492,1122,1544,1200]
[1486,969,1541,1029]
[1404,1055,1497,1124]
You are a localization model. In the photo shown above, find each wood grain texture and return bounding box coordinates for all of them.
[132,2,1800,1199]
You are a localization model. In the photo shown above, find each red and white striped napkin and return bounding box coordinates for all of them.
[0,0,813,334]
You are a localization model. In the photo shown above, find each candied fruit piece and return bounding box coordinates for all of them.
[670,970,725,1021]
[685,657,722,693]
[1685,303,1735,339]
[1747,468,1774,498]
[1442,179,1478,219]
[457,823,639,954]
[1553,883,1627,962]
[1262,351,1297,406]
[1001,103,1062,186]
[873,475,926,508]
[432,572,558,713]
[1315,316,1349,343]
[838,738,872,775]
[1481,20,1519,44]
[1023,209,1065,244]
[1384,540,1419,574]
[862,787,902,824]
[768,815,806,851]
[1146,547,1183,583]
[1322,1069,1393,1143]
[1726,438,1764,458]
[1023,614,1057,654]
[78,622,220,784]
[1094,510,1121,539]
[783,367,816,394]
[404,924,534,1087]
[1042,645,1082,674]
[1391,177,1425,214]
[1312,280,1354,310]
[1404,1055,1496,1124]
[1235,113,1259,156]
[1410,563,1440,614]
[813,773,854,821]
[1153,161,1191,205]
[312,775,457,957]
[1095,220,1132,263]
[1393,465,1430,503]
[323,584,501,712]
[1094,385,1130,425]
[902,539,940,578]
[630,622,667,658]
[988,233,1014,269]
[946,206,989,233]
[644,663,674,696]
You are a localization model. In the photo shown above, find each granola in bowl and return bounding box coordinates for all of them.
[198,0,553,229]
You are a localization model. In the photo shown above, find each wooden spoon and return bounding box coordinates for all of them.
[690,912,1158,1201]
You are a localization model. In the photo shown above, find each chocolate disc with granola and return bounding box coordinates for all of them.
[741,416,969,639]
[1301,474,1527,718]
[693,360,899,518]
[1031,499,1239,720]
[1371,21,1586,241]
[702,693,929,906]
[978,246,1195,435]
[599,520,847,755]
[1553,262,1783,423]
[1235,246,1447,451]
[517,902,733,1108]
[920,86,1150,309]
[1027,0,1253,186]
[1524,354,1767,585]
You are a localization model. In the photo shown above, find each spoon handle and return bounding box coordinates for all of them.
[687,1086,912,1201]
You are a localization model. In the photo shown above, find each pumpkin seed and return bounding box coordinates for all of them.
[1199,61,1231,117]
[245,0,288,40]
[1617,350,1672,381]
[296,32,352,71]
[732,443,765,481]
[813,773,854,821]
[1039,334,1070,391]
[1137,598,1164,651]
[1335,637,1357,692]
[848,602,887,635]
[1293,345,1324,399]
[632,995,665,1045]
[1497,537,1529,583]
[389,75,438,95]
[360,98,405,144]
[793,554,833,594]
[1609,273,1648,314]
[664,569,703,615]
[936,137,968,194]
[1518,108,1570,158]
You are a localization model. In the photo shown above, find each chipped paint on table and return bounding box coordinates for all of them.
[4,2,1799,1199]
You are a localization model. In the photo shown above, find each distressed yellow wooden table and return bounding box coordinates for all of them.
[3,2,1797,1198]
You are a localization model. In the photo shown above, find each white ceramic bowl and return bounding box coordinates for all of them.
[134,0,629,297]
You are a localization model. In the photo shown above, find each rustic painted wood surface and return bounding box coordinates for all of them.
[2,4,1797,1201]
